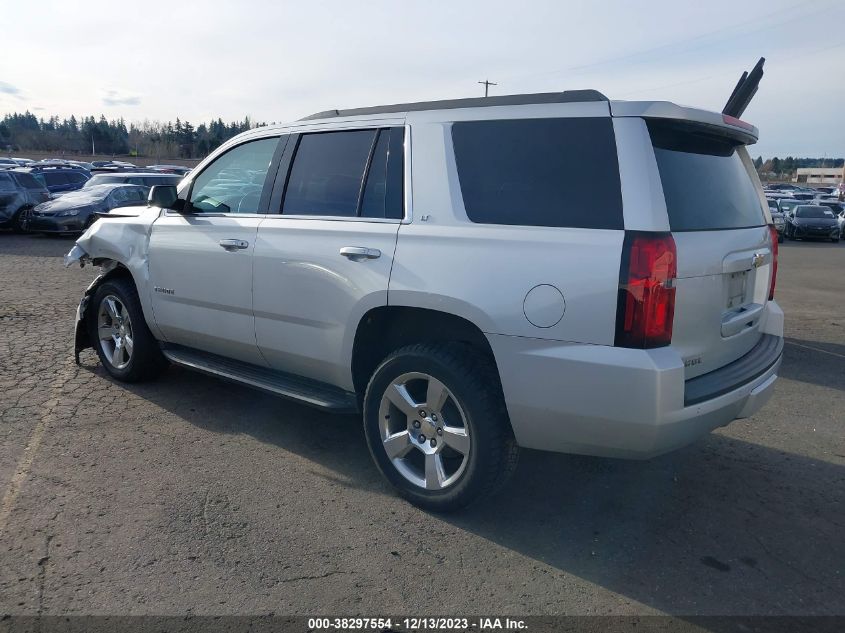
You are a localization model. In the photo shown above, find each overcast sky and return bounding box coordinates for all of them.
[1,0,843,158]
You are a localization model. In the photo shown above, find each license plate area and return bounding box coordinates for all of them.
[726,271,749,310]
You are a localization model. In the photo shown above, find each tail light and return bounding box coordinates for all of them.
[615,232,677,348]
[768,224,778,301]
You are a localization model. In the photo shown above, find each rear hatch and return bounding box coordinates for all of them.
[648,119,774,379]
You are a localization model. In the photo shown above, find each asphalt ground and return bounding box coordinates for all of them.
[0,233,842,617]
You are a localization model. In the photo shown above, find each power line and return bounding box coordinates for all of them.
[506,0,833,84]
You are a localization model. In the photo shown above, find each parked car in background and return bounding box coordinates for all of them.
[17,164,90,197]
[767,200,785,242]
[0,169,52,232]
[813,200,845,238]
[23,183,148,234]
[790,192,815,201]
[84,172,183,189]
[67,160,95,170]
[765,191,791,200]
[785,204,840,242]
[0,158,19,168]
[144,164,192,176]
[778,198,804,216]
[11,157,35,167]
[90,162,139,173]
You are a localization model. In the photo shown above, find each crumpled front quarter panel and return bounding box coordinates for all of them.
[69,207,163,338]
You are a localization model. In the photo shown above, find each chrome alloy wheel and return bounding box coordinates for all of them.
[97,294,134,370]
[378,372,471,491]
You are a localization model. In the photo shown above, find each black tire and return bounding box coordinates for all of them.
[363,342,518,512]
[778,234,784,244]
[88,276,168,382]
[10,207,30,234]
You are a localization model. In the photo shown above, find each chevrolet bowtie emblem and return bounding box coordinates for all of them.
[752,253,765,269]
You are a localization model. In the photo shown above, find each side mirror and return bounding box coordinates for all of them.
[148,185,183,211]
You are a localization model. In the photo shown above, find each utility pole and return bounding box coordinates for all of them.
[478,79,497,97]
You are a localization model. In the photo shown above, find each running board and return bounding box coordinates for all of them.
[161,345,359,413]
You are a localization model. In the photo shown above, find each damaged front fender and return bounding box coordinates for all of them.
[65,207,162,363]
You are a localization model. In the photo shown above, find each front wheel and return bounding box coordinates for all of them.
[88,277,168,382]
[363,343,518,512]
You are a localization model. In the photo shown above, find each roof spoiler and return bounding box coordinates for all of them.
[722,57,764,119]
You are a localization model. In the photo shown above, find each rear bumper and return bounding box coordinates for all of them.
[488,301,784,459]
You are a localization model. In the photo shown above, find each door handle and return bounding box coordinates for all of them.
[340,246,381,260]
[219,239,249,251]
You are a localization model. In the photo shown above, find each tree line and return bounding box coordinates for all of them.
[0,111,269,159]
[753,155,844,178]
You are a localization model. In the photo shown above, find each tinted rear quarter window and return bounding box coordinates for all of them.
[648,120,765,231]
[451,117,623,229]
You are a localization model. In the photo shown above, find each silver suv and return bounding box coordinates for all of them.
[65,91,784,510]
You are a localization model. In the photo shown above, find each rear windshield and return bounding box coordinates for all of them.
[648,121,766,231]
[796,207,834,218]
[451,118,623,229]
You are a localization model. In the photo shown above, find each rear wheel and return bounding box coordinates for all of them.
[10,207,30,234]
[363,343,518,512]
[88,277,168,382]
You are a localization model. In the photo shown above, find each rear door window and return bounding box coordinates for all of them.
[648,120,766,231]
[0,172,15,192]
[451,117,623,229]
[282,130,376,217]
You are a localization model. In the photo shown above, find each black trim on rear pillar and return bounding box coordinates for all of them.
[684,334,783,406]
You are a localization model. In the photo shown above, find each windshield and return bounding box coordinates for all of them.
[648,121,766,231]
[796,207,834,219]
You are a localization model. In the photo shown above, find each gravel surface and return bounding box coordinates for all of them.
[0,233,843,616]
